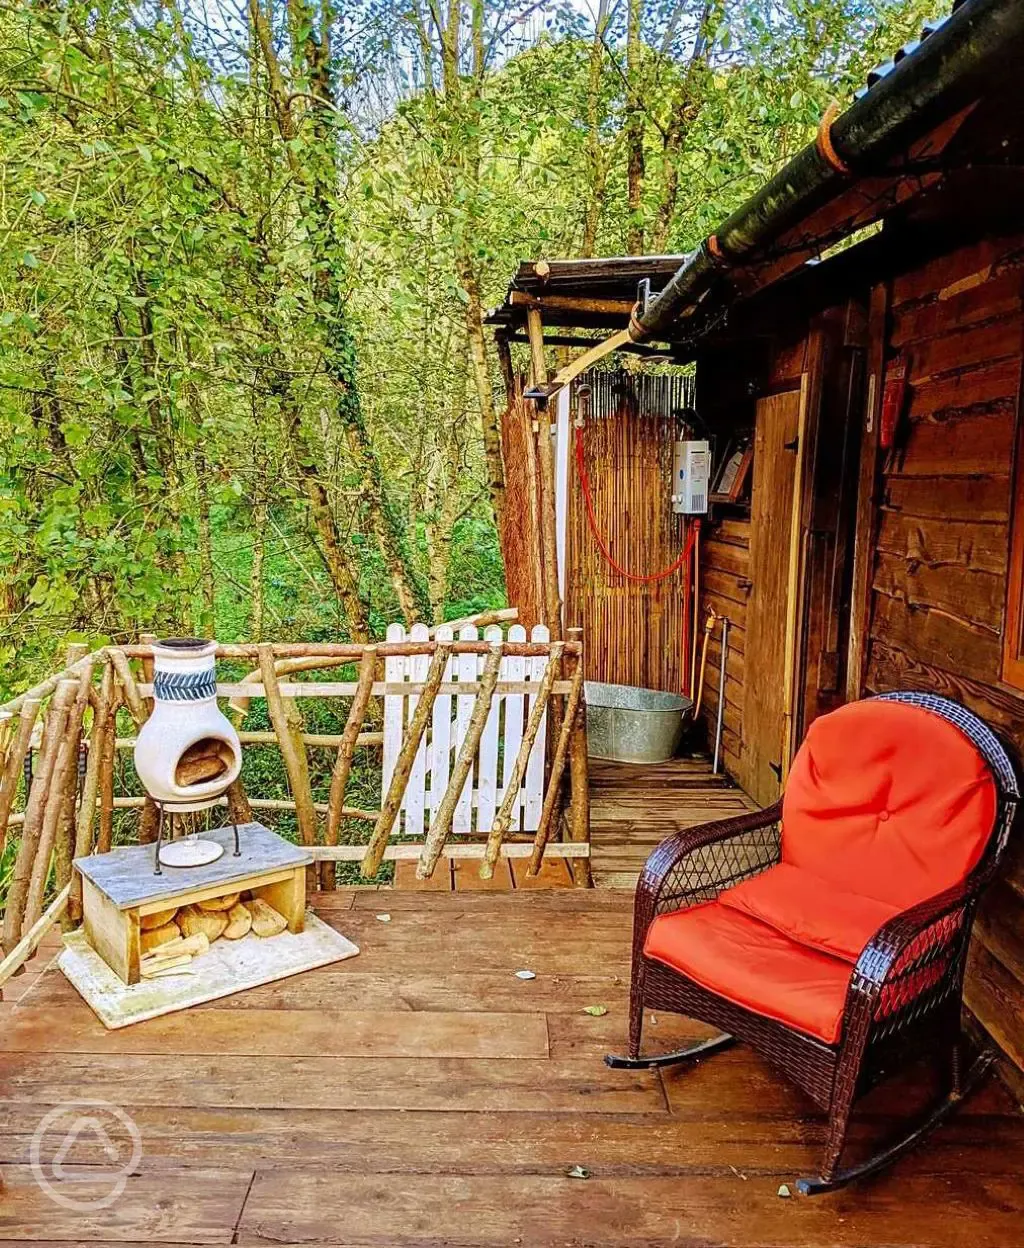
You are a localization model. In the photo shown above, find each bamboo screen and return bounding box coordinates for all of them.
[566,370,696,693]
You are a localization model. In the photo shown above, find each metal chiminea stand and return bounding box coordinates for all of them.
[132,638,245,873]
[150,799,242,875]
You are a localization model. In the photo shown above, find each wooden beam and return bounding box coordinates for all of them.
[0,882,70,993]
[527,307,563,640]
[527,660,586,875]
[508,333,670,358]
[846,281,889,702]
[314,842,589,862]
[417,648,503,880]
[362,644,451,879]
[480,644,563,879]
[510,291,635,317]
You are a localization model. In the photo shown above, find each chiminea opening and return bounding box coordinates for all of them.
[175,738,235,787]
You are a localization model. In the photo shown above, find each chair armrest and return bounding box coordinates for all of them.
[633,802,783,945]
[839,877,980,1054]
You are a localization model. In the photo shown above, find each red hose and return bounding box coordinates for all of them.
[574,423,698,583]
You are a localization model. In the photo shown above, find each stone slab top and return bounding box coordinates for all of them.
[74,822,312,910]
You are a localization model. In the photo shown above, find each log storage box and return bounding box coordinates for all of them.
[63,822,358,1028]
[74,822,310,985]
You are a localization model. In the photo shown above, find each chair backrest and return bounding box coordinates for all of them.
[781,693,1014,910]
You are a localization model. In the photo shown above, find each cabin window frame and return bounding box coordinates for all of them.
[1002,375,1024,691]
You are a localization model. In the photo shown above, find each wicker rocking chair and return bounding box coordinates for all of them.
[607,692,1019,1194]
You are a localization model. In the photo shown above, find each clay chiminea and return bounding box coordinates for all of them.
[134,639,242,867]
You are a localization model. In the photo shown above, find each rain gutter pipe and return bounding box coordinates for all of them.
[630,0,1024,344]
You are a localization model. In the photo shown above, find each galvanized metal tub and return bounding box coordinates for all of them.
[585,682,692,764]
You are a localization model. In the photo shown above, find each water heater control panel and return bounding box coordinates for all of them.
[672,439,710,514]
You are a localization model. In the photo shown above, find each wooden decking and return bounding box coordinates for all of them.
[3,887,1023,1246]
[590,754,758,888]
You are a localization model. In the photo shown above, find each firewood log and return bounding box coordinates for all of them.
[246,897,287,937]
[177,905,228,942]
[197,891,240,912]
[140,906,178,931]
[141,921,181,953]
[222,901,252,940]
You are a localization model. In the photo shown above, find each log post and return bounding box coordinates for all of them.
[259,644,318,887]
[362,644,451,879]
[0,699,41,859]
[324,647,377,890]
[480,643,563,878]
[2,681,74,952]
[527,307,563,642]
[108,646,161,842]
[416,647,502,880]
[97,681,121,854]
[225,779,253,827]
[564,634,591,888]
[53,658,93,904]
[70,662,113,921]
[527,659,585,875]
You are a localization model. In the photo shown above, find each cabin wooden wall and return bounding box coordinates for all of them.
[857,233,1024,1093]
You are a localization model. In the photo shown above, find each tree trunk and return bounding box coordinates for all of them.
[625,0,646,254]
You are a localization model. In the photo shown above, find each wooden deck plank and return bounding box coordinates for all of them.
[0,1164,253,1243]
[0,1006,549,1059]
[4,1102,1020,1175]
[235,1169,1024,1247]
[0,1052,663,1114]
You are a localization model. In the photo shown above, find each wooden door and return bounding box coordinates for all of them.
[741,387,804,806]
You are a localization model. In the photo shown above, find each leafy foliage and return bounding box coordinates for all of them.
[0,0,935,699]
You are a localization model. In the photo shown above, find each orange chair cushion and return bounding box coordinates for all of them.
[643,902,854,1044]
[782,700,996,911]
[719,863,900,962]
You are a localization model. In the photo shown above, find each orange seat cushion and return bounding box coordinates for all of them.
[643,902,853,1044]
[720,863,899,962]
[782,700,996,911]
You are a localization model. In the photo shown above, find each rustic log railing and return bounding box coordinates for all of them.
[0,619,590,955]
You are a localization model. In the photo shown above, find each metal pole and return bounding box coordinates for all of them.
[713,618,729,775]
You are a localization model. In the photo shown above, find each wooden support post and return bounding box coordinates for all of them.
[527,307,563,642]
[325,648,377,889]
[108,647,147,725]
[71,663,113,921]
[53,658,93,902]
[781,369,812,781]
[225,779,253,827]
[480,643,563,879]
[97,682,120,854]
[564,633,591,888]
[362,644,451,879]
[846,281,889,703]
[527,660,585,875]
[0,882,71,994]
[2,681,75,953]
[417,648,503,880]
[0,699,40,858]
[259,645,318,886]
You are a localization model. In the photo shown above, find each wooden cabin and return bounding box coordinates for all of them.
[490,0,1024,1098]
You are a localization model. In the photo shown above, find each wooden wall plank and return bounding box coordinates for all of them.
[862,233,1024,1089]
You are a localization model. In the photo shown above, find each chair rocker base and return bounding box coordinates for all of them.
[605,1032,735,1070]
[795,1048,995,1196]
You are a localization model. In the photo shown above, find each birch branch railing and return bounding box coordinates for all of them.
[0,623,590,956]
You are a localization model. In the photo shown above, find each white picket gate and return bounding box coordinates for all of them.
[381,622,550,836]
